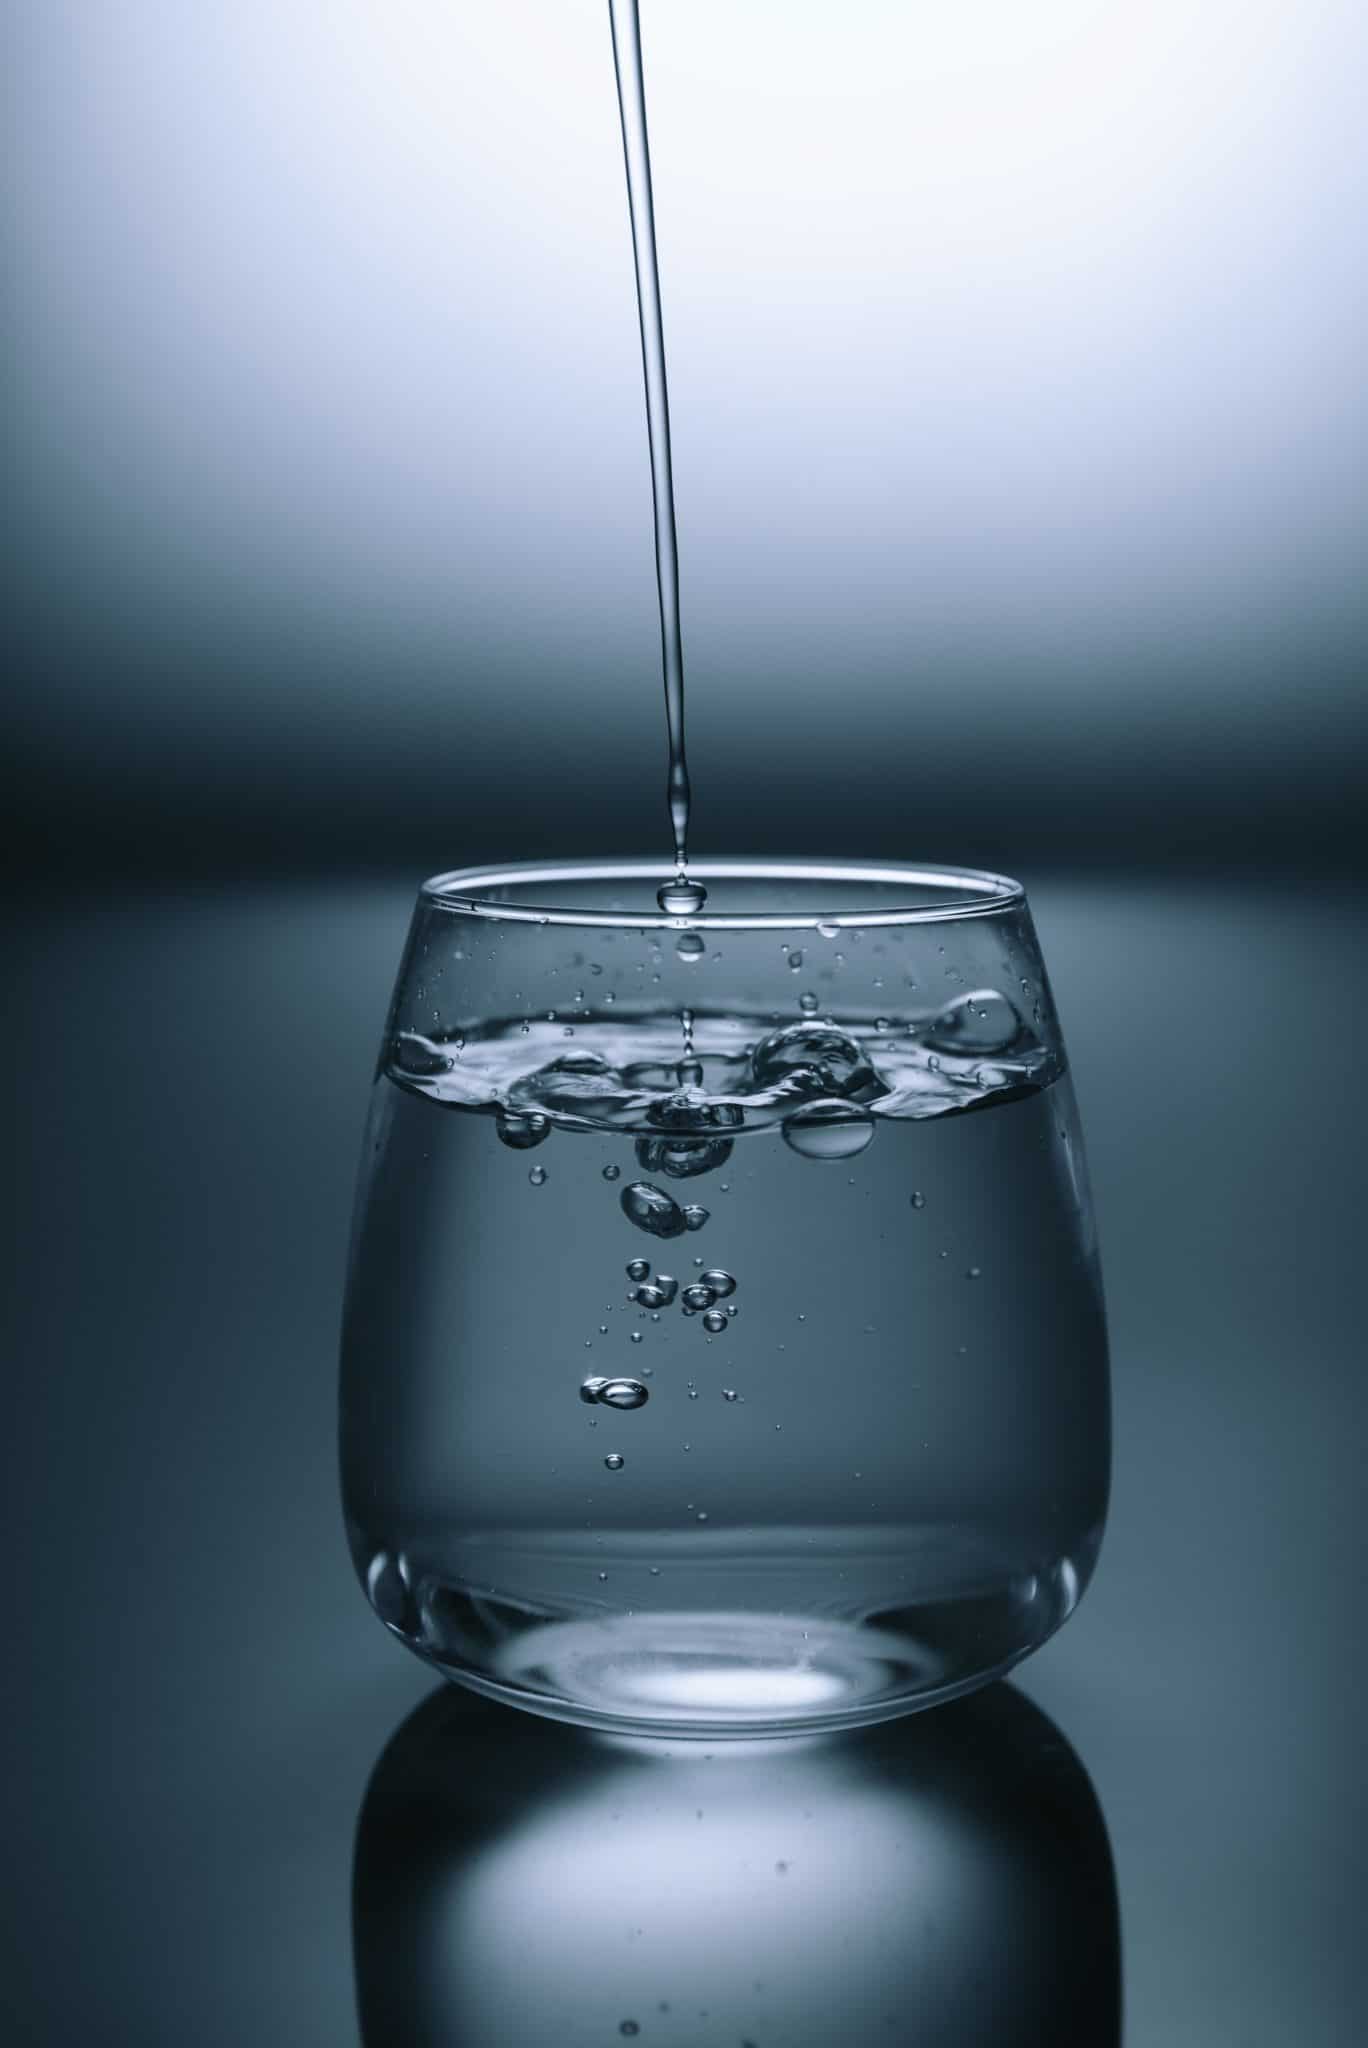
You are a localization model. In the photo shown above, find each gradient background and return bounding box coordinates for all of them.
[5,3,1365,2043]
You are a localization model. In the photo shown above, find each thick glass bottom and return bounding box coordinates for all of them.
[370,1551,1090,1737]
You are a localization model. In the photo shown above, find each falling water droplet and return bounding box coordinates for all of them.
[621,1182,687,1238]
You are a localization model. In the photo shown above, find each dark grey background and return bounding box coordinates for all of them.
[5,3,1365,2043]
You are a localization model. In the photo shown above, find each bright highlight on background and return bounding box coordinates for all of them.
[9,1,1366,869]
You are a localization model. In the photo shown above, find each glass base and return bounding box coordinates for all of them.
[380,1566,1084,1738]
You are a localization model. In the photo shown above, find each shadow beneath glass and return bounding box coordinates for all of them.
[352,1682,1119,2046]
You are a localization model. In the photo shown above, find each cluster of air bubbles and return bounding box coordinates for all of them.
[621,1247,740,1339]
[633,1272,679,1309]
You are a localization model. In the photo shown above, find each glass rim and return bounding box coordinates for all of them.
[419,859,1025,930]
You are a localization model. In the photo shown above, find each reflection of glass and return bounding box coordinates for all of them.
[353,1681,1121,2046]
[341,861,1109,1735]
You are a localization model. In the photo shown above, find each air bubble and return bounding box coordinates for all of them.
[602,1163,621,1182]
[701,1268,736,1298]
[702,1309,727,1334]
[579,1377,609,1405]
[789,949,804,970]
[528,1165,548,1185]
[657,876,707,915]
[783,1104,876,1160]
[629,1330,643,1344]
[798,990,819,1014]
[817,920,840,939]
[626,1258,651,1282]
[682,1204,709,1231]
[675,932,706,962]
[682,1283,716,1311]
[967,1265,982,1279]
[600,1379,649,1410]
[911,1191,926,1209]
[722,1388,738,1401]
[654,1274,679,1304]
[634,1283,669,1310]
[604,1454,625,1471]
[496,1108,551,1150]
[621,1182,687,1238]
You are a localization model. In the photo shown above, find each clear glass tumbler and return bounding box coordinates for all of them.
[340,860,1109,1736]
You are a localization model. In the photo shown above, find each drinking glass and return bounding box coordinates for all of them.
[340,859,1109,1736]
